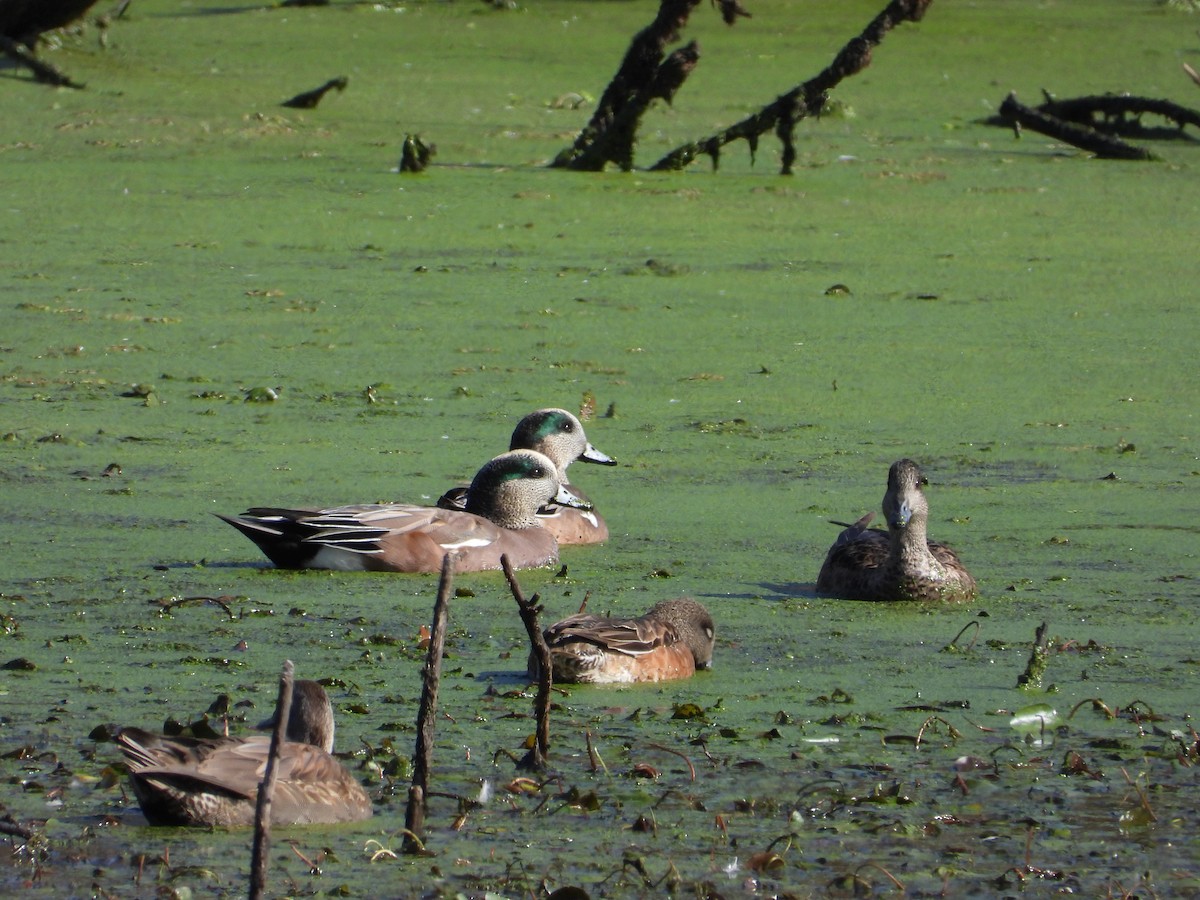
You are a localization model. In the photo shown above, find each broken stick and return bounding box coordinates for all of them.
[501,554,551,770]
[403,552,455,854]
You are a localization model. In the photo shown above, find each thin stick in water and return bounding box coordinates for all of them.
[249,659,295,900]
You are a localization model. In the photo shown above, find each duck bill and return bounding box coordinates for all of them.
[555,484,593,510]
[580,442,617,466]
[887,500,912,530]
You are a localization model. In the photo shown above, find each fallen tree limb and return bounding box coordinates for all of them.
[997,92,1156,161]
[651,0,934,173]
[1035,92,1200,140]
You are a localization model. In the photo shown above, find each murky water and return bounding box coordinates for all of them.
[2,0,1197,896]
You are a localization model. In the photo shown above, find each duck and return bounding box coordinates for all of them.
[115,680,372,827]
[532,597,715,684]
[438,408,616,544]
[218,449,587,573]
[816,458,978,602]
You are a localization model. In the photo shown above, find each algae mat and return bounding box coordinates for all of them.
[1,0,1198,896]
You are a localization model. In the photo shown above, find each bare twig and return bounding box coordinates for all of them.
[646,742,696,781]
[404,553,455,854]
[945,620,981,652]
[501,554,551,769]
[249,660,295,900]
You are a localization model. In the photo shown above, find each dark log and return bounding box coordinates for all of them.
[652,0,933,174]
[998,92,1155,161]
[1036,93,1200,140]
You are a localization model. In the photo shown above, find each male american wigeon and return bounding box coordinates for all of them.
[816,458,978,603]
[438,408,616,544]
[115,680,372,827]
[532,597,715,684]
[218,449,587,573]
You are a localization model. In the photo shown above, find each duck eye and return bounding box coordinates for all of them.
[529,465,545,478]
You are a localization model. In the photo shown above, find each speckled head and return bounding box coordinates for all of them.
[509,408,616,478]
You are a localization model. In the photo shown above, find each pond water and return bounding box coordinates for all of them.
[1,0,1197,896]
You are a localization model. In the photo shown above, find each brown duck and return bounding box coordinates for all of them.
[816,459,978,602]
[115,680,372,827]
[533,598,715,684]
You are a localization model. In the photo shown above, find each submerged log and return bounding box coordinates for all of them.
[998,92,1156,161]
[1035,93,1200,140]
[651,0,933,174]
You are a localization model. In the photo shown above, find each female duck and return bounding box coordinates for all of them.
[533,597,715,684]
[219,449,587,573]
[439,408,616,544]
[116,680,372,827]
[816,459,977,603]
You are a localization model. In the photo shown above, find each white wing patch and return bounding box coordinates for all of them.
[439,538,493,550]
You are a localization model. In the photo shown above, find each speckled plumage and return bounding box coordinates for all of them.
[816,459,977,603]
[534,598,715,684]
[218,450,586,573]
[116,680,372,827]
[438,408,616,544]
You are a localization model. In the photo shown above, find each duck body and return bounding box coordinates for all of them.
[220,450,584,573]
[535,598,715,684]
[438,408,616,545]
[816,459,977,603]
[116,681,372,827]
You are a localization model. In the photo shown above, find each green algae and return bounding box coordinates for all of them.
[2,0,1199,896]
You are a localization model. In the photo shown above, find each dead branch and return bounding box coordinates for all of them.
[552,0,748,171]
[282,76,348,110]
[998,92,1155,160]
[0,817,36,840]
[652,0,934,173]
[0,34,84,87]
[1036,93,1200,139]
[249,660,294,900]
[501,554,551,770]
[404,553,455,854]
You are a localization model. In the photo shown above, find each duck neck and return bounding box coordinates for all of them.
[891,515,931,564]
[466,495,538,530]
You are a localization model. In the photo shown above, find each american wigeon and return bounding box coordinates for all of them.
[816,458,978,602]
[218,449,587,573]
[438,408,616,544]
[115,680,372,827]
[533,597,715,684]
